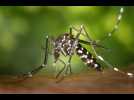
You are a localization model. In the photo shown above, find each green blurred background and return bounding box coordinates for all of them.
[0,6,134,75]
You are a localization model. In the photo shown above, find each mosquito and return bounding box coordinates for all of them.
[23,7,134,81]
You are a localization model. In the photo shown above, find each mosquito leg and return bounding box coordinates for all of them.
[70,7,124,44]
[69,26,73,36]
[79,7,124,44]
[55,58,69,83]
[71,25,100,50]
[55,56,73,83]
[65,56,72,75]
[80,8,133,77]
[82,29,134,78]
[69,56,73,74]
[70,25,86,39]
[98,7,124,42]
[82,25,134,77]
[65,25,84,75]
[23,35,49,78]
[80,25,109,71]
[96,54,134,78]
[66,25,84,75]
[55,59,66,79]
[61,48,67,57]
[78,39,109,51]
[42,37,54,55]
[71,25,106,52]
[70,25,93,41]
[69,25,80,33]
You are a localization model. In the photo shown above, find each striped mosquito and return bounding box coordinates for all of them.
[23,7,134,81]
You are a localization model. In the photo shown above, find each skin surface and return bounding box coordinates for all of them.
[0,65,134,94]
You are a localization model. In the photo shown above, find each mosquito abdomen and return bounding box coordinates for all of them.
[76,43,102,71]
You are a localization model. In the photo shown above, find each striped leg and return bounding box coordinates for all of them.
[98,7,124,42]
[80,8,133,77]
[65,56,72,75]
[71,7,124,45]
[55,59,66,79]
[65,25,84,75]
[55,57,73,83]
[23,35,49,78]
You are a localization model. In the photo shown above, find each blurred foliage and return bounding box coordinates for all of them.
[0,6,134,75]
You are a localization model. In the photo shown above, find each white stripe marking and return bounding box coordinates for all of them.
[81,54,88,59]
[87,59,93,64]
[78,50,83,54]
[127,73,133,77]
[120,7,124,13]
[114,67,119,72]
[98,56,104,61]
[118,14,122,20]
